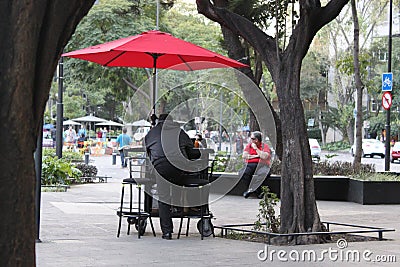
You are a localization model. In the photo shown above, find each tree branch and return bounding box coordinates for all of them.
[312,0,350,31]
[196,0,280,77]
[123,77,150,101]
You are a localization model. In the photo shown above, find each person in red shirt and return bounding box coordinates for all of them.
[241,131,271,198]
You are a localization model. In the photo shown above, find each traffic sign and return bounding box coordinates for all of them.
[382,72,393,91]
[382,91,392,110]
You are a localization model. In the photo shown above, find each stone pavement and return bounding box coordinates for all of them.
[36,155,400,266]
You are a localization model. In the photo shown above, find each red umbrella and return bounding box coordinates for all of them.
[63,30,248,113]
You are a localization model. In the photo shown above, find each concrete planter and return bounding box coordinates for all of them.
[348,179,400,204]
[313,176,349,201]
[212,173,400,205]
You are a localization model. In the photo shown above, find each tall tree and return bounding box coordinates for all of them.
[351,0,363,171]
[0,1,95,265]
[325,0,388,143]
[197,0,349,244]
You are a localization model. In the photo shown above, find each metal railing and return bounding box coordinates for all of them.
[215,221,395,245]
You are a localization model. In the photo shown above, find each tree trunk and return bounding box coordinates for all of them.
[351,0,363,171]
[0,1,95,265]
[276,59,322,244]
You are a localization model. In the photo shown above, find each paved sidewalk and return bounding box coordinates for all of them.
[36,155,399,266]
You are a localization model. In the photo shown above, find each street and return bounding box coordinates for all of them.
[321,150,400,173]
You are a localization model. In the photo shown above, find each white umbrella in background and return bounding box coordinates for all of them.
[96,120,124,127]
[72,115,107,123]
[63,119,81,126]
[72,115,107,139]
[126,119,151,127]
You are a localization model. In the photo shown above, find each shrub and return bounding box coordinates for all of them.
[225,155,244,172]
[42,148,56,158]
[352,172,400,181]
[62,151,84,162]
[270,159,375,176]
[322,141,351,151]
[213,152,231,172]
[42,156,82,185]
[253,186,280,233]
[307,128,322,141]
[74,163,98,177]
[42,149,83,162]
[313,160,375,176]
[270,160,282,175]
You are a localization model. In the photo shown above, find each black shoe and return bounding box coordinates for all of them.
[162,233,172,240]
[243,191,252,199]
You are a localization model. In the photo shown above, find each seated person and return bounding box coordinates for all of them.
[194,133,207,148]
[241,131,271,199]
[145,113,208,240]
[77,133,87,148]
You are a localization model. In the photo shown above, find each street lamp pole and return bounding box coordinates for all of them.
[219,91,223,151]
[56,57,63,158]
[385,0,393,171]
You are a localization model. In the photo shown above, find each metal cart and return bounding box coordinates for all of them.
[117,146,215,238]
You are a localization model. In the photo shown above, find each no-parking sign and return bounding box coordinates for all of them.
[382,91,392,110]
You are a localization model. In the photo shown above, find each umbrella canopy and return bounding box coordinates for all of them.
[63,119,81,126]
[71,115,107,123]
[71,115,107,139]
[43,123,54,130]
[126,119,151,127]
[62,30,248,70]
[63,30,248,114]
[96,120,124,127]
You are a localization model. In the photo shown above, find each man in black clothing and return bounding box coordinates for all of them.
[145,114,204,240]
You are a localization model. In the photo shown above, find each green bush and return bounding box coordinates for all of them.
[322,141,351,151]
[42,148,56,157]
[213,152,231,172]
[352,172,400,181]
[270,159,375,176]
[42,149,83,162]
[74,163,98,177]
[225,155,244,172]
[307,128,322,141]
[42,156,82,185]
[312,160,375,176]
[253,186,280,233]
[62,151,84,162]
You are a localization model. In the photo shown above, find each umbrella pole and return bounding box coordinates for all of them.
[152,67,156,115]
[151,54,160,116]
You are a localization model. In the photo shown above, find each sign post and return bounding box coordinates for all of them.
[384,0,392,171]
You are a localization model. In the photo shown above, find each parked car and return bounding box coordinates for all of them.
[351,139,385,158]
[391,142,400,163]
[309,138,321,161]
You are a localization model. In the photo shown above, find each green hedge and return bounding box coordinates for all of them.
[307,128,322,141]
[270,159,375,176]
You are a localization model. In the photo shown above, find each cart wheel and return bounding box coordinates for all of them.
[135,218,147,236]
[197,218,214,237]
[127,217,137,225]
